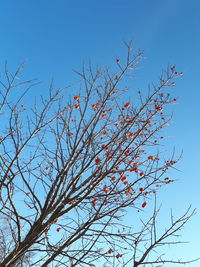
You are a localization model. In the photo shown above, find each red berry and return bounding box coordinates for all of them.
[121,176,127,182]
[142,201,147,208]
[74,96,79,101]
[116,254,122,259]
[95,158,101,165]
[128,132,134,138]
[74,104,80,109]
[91,199,97,207]
[92,103,99,109]
[124,102,130,108]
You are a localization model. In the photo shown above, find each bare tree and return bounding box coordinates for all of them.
[0,44,196,266]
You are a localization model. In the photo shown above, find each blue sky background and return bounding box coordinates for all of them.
[0,0,199,265]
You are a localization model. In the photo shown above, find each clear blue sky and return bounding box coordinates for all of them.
[0,0,199,265]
